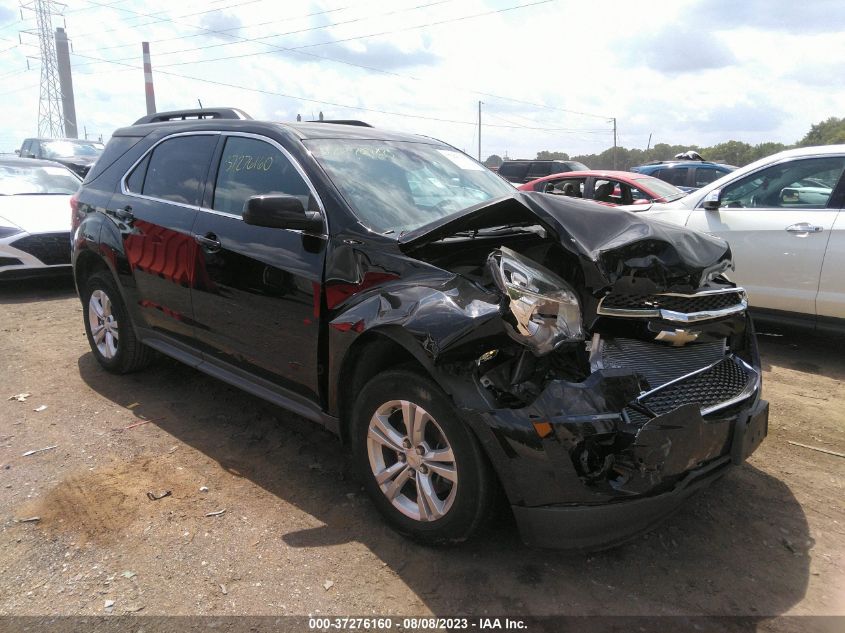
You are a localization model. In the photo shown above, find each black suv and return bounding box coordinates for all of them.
[71,108,768,549]
[497,159,589,184]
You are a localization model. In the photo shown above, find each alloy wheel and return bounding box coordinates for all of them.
[88,289,119,360]
[366,399,458,522]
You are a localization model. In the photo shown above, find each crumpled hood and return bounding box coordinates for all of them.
[399,192,731,290]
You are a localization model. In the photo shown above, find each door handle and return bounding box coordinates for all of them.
[194,233,222,251]
[107,205,135,223]
[785,223,823,233]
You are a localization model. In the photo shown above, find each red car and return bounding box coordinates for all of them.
[517,170,687,206]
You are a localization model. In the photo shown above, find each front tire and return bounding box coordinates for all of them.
[351,369,494,545]
[82,271,152,374]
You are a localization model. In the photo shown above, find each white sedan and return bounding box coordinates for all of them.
[639,145,845,330]
[0,158,81,280]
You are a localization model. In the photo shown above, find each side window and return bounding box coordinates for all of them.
[213,136,311,216]
[142,135,217,206]
[526,162,549,180]
[656,167,688,187]
[694,167,722,188]
[21,140,32,156]
[719,157,845,209]
[125,154,150,193]
[540,178,585,198]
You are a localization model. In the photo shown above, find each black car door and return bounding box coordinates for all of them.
[189,133,327,402]
[108,133,218,344]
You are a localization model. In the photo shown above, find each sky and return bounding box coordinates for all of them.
[0,0,843,160]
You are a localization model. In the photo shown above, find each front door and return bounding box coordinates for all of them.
[686,155,845,315]
[190,133,326,401]
[108,133,218,343]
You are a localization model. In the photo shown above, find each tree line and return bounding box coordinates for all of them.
[484,116,845,171]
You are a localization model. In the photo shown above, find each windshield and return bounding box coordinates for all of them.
[42,140,104,160]
[634,176,687,201]
[305,139,515,234]
[0,164,81,195]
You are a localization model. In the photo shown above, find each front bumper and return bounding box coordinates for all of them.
[1,231,72,280]
[512,398,768,550]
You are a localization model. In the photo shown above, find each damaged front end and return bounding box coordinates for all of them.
[330,192,768,549]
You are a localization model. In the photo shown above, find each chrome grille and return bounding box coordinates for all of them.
[597,288,747,323]
[596,337,727,390]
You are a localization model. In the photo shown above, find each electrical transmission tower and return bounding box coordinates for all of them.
[20,0,66,137]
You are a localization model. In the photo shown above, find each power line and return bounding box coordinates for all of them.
[67,0,303,41]
[78,4,354,53]
[67,48,606,134]
[72,0,454,59]
[66,0,608,121]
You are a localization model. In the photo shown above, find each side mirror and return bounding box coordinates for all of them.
[702,188,722,211]
[243,195,324,233]
[14,149,20,156]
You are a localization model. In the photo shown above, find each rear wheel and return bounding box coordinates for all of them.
[352,369,494,544]
[82,271,153,373]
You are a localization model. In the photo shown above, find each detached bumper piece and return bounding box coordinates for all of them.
[10,232,71,265]
[515,398,769,550]
[624,355,759,424]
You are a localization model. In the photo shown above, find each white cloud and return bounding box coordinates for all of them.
[0,0,842,159]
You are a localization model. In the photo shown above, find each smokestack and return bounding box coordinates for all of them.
[142,41,156,115]
[55,27,77,138]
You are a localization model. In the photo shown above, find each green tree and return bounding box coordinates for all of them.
[536,150,570,160]
[484,154,503,168]
[798,117,845,146]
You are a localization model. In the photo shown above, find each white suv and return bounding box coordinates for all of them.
[640,145,845,331]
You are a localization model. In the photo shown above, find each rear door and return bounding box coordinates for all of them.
[686,155,845,315]
[108,133,218,343]
[189,133,327,402]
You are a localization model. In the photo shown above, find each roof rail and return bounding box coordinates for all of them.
[305,119,373,127]
[133,108,253,125]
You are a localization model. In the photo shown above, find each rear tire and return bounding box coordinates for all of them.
[82,271,153,374]
[351,369,495,545]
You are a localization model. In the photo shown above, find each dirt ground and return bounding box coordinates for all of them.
[0,276,843,624]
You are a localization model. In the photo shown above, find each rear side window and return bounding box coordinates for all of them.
[498,162,529,182]
[141,135,216,206]
[527,162,550,179]
[84,135,143,184]
[125,154,150,193]
[694,167,722,187]
[212,136,310,215]
[655,167,688,187]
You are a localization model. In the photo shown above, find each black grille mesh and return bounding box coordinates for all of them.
[600,337,726,389]
[633,357,752,419]
[601,291,744,314]
[10,232,71,265]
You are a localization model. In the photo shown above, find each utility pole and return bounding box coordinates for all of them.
[54,26,76,138]
[646,132,652,152]
[478,101,482,162]
[142,41,156,115]
[611,117,617,169]
[21,0,65,138]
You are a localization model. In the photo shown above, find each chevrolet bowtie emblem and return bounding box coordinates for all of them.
[656,329,700,346]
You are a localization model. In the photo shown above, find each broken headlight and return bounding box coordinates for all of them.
[488,246,584,356]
